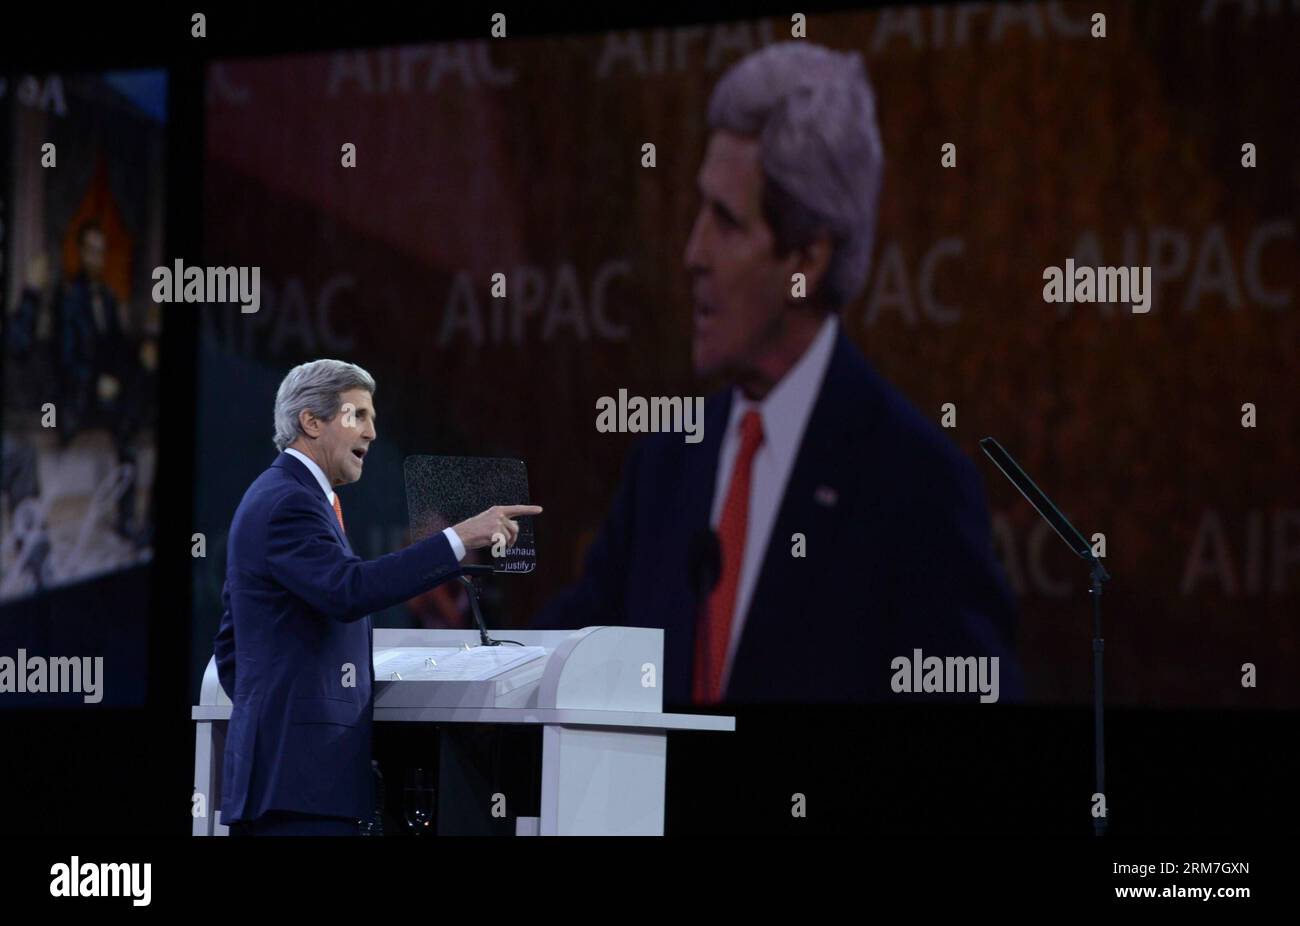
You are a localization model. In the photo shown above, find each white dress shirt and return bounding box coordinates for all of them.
[284,447,466,560]
[711,315,839,690]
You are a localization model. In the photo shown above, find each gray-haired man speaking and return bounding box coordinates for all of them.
[535,42,1023,706]
[214,359,541,835]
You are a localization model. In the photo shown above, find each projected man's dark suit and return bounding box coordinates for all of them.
[533,330,1024,705]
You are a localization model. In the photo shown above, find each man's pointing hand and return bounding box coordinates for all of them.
[451,505,543,552]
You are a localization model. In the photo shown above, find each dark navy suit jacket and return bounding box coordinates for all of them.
[213,452,461,824]
[533,330,1025,705]
[54,274,128,429]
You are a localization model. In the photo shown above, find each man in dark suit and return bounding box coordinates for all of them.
[214,359,540,835]
[33,220,150,543]
[533,42,1023,706]
[54,221,129,441]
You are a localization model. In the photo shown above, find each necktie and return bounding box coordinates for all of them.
[332,494,346,534]
[694,409,764,704]
[91,288,107,333]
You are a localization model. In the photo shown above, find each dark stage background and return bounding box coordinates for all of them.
[0,2,1296,849]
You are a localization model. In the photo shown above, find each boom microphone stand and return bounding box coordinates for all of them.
[980,437,1111,837]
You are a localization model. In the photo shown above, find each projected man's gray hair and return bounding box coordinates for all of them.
[706,41,885,309]
[273,359,376,451]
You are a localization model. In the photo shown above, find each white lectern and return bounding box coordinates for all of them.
[192,626,734,836]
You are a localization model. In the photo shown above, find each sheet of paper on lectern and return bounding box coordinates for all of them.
[373,645,547,681]
[422,646,548,681]
[373,647,462,680]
